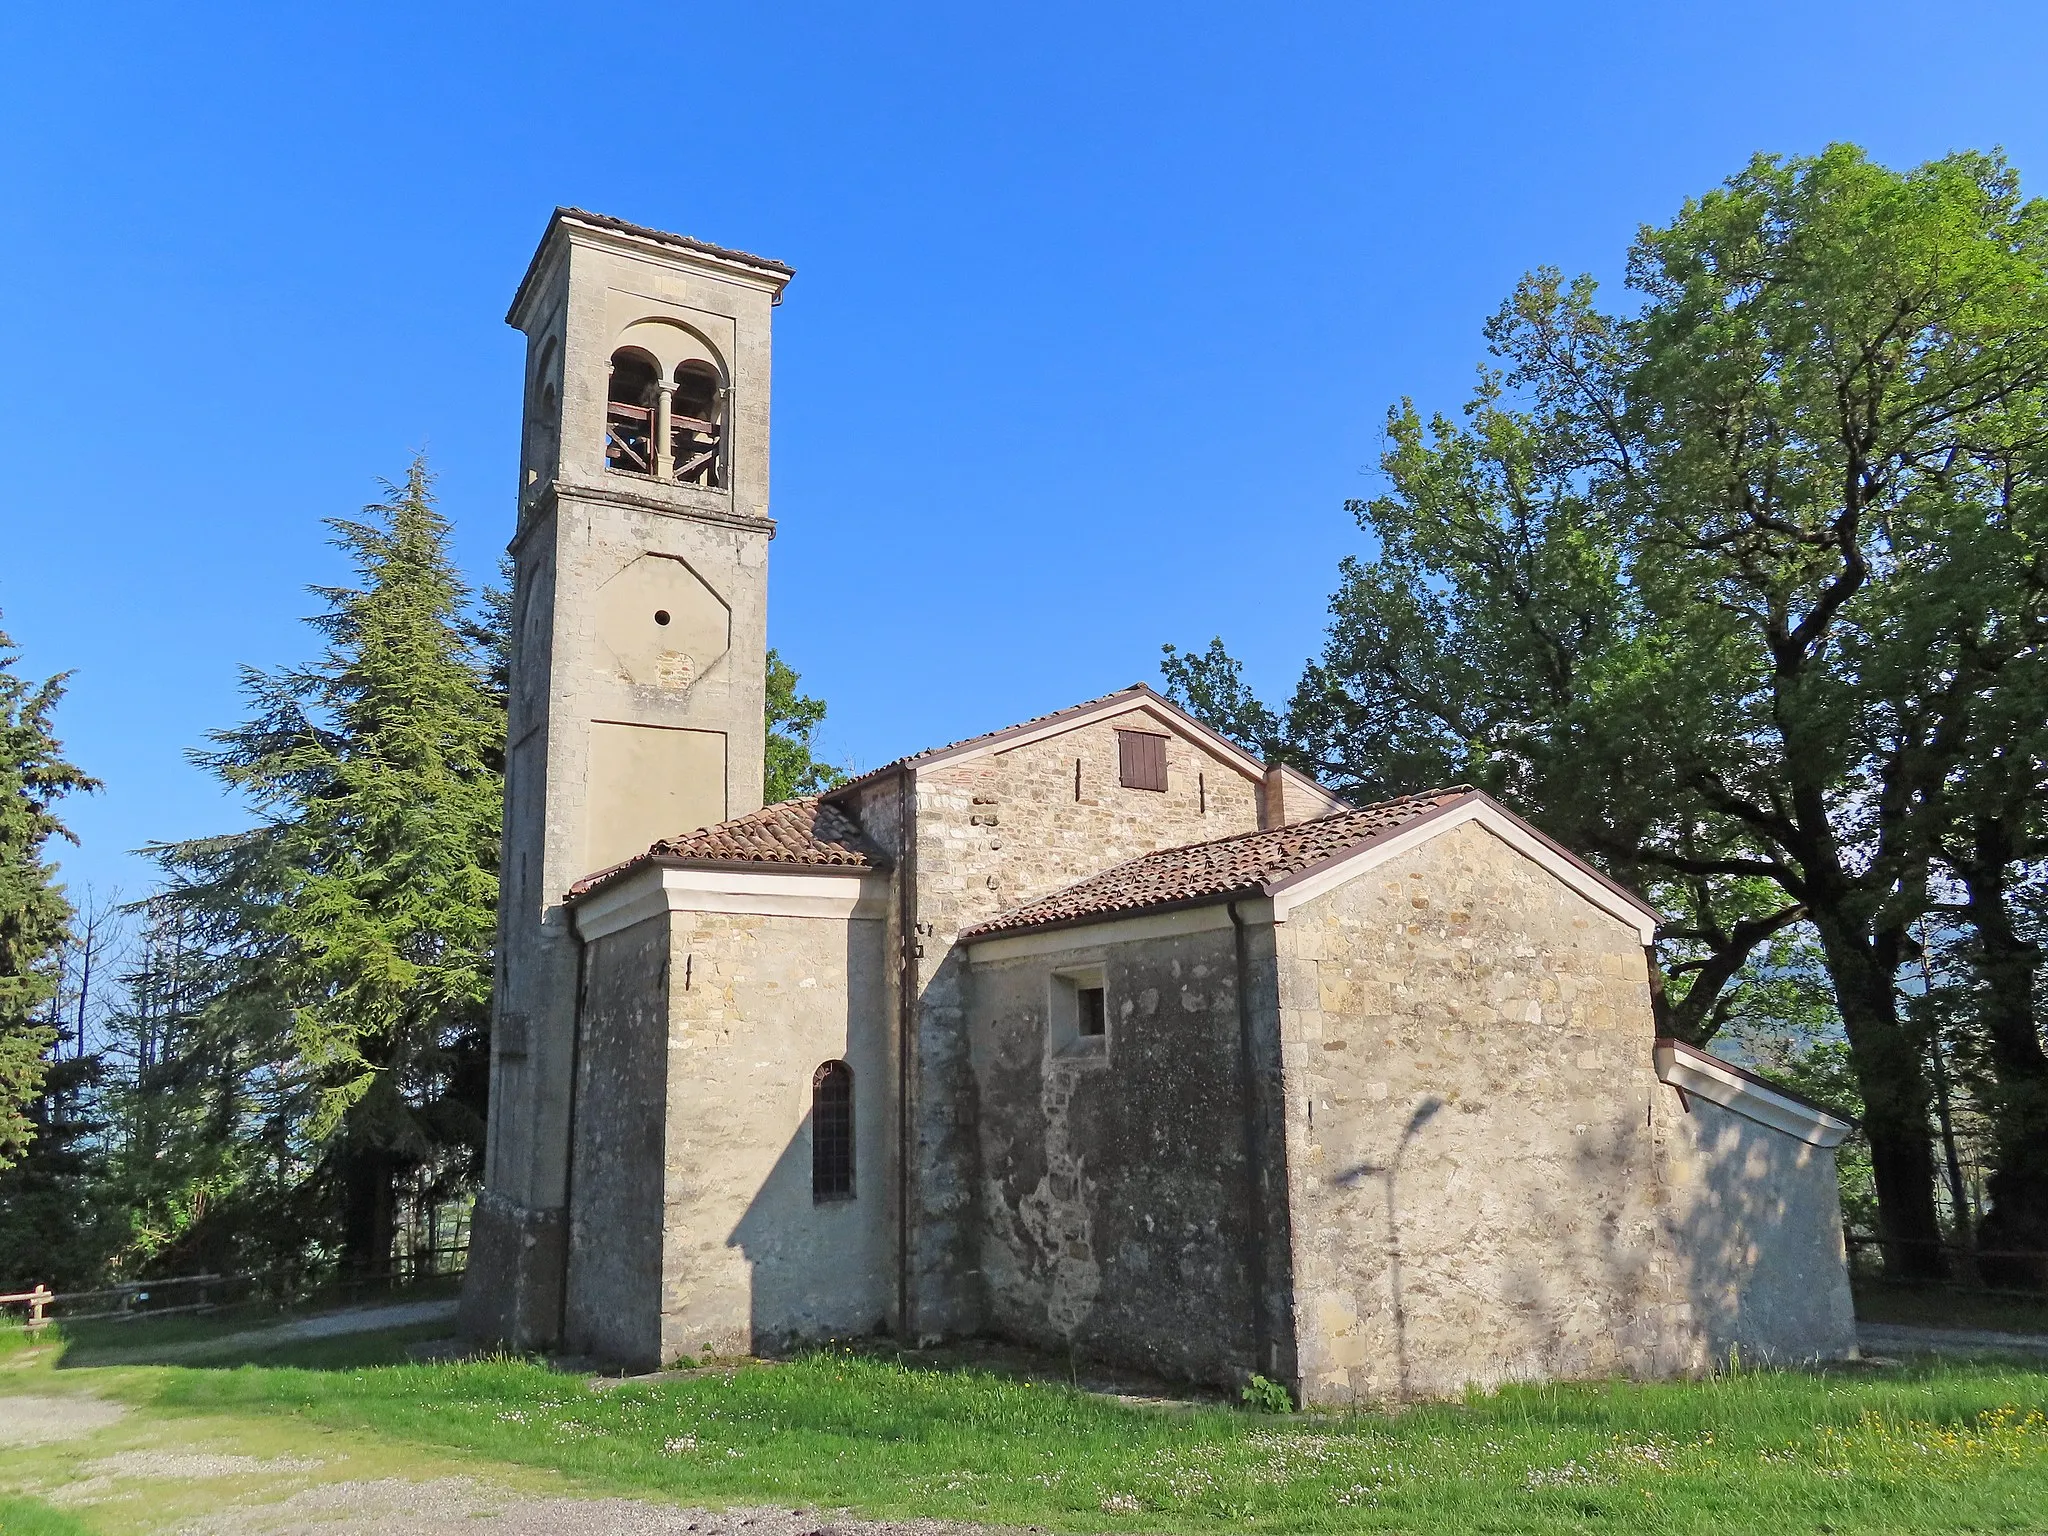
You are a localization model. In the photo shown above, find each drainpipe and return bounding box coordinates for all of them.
[896,768,918,1342]
[1228,899,1271,1380]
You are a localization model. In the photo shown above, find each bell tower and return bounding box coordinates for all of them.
[462,209,791,1348]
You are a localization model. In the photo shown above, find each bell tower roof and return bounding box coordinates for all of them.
[508,207,794,327]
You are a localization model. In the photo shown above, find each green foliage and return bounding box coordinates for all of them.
[1170,145,2048,1268]
[1239,1373,1293,1413]
[91,894,318,1277]
[1160,639,1284,759]
[764,648,845,803]
[0,1045,124,1291]
[0,620,95,1170]
[146,458,502,1268]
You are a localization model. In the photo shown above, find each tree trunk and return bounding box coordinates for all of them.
[1960,823,2048,1288]
[341,1143,395,1280]
[1811,913,1948,1279]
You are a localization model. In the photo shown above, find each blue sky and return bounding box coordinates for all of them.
[5,1,2046,903]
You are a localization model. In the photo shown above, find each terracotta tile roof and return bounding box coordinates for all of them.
[827,683,1266,798]
[568,796,883,899]
[961,788,1478,940]
[555,207,794,278]
[509,206,793,324]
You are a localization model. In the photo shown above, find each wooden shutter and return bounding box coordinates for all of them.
[1117,729,1168,792]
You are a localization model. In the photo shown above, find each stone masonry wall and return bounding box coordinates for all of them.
[967,919,1290,1386]
[1277,820,1706,1403]
[1658,1092,1857,1364]
[564,917,672,1368]
[904,709,1265,1338]
[659,905,893,1363]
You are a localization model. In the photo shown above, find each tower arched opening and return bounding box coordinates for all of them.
[669,360,724,488]
[604,349,661,474]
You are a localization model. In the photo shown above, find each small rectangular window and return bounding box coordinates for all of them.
[1076,985,1106,1038]
[1117,729,1168,792]
[1050,966,1110,1061]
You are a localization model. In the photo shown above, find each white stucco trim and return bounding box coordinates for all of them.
[1264,798,1660,942]
[964,899,1270,965]
[1654,1039,1853,1148]
[573,864,891,941]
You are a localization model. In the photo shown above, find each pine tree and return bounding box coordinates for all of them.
[154,458,503,1270]
[0,893,128,1289]
[0,618,96,1169]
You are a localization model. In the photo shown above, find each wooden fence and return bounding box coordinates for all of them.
[1846,1231,2048,1292]
[0,1246,468,1331]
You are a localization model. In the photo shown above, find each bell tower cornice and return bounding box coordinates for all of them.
[508,208,794,331]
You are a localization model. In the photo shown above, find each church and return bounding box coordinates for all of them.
[459,208,1859,1403]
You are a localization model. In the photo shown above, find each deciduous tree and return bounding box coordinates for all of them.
[765,649,845,803]
[1175,146,2048,1278]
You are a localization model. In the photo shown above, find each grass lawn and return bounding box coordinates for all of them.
[9,1318,2048,1533]
[0,1496,97,1535]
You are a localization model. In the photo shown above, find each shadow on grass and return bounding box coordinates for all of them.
[1853,1278,2048,1336]
[3,1277,469,1374]
[123,1343,2048,1536]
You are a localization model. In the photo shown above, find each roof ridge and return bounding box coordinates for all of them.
[1108,784,1475,863]
[567,794,882,901]
[827,684,1161,795]
[959,786,1483,943]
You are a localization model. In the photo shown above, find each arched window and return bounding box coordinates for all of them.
[812,1060,854,1202]
[524,337,560,487]
[605,350,660,473]
[669,361,724,488]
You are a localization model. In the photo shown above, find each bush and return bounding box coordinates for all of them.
[1239,1373,1292,1413]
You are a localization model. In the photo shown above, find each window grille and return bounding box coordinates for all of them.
[812,1060,854,1201]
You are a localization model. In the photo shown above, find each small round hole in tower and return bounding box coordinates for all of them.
[654,610,672,626]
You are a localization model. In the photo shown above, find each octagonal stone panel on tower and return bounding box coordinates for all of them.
[595,551,731,692]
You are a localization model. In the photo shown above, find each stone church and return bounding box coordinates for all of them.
[460,208,1860,1402]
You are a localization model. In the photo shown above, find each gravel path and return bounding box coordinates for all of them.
[90,1299,460,1363]
[169,1478,1036,1536]
[1859,1321,2048,1357]
[0,1393,127,1445]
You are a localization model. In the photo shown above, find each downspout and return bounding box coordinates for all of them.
[1228,899,1271,1380]
[895,768,918,1342]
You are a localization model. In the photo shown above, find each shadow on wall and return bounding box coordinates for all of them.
[719,919,894,1357]
[1668,1091,1855,1363]
[1331,1096,1444,1401]
[913,943,987,1342]
[1322,1084,1694,1400]
[725,1104,888,1353]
